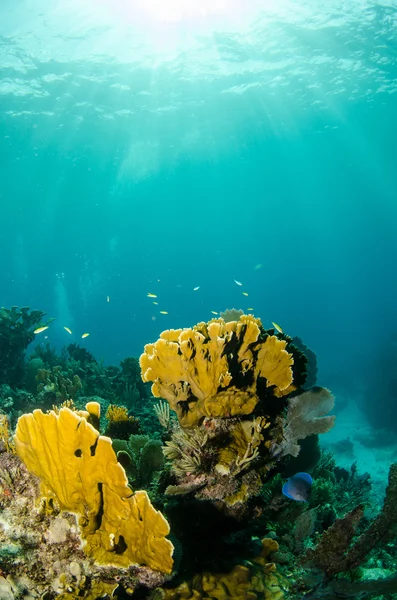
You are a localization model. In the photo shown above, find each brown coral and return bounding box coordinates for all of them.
[303,463,397,577]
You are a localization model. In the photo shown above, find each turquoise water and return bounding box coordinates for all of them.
[1,0,396,388]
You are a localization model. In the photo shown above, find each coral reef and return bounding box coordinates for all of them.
[290,336,317,389]
[14,402,174,574]
[140,315,308,428]
[119,356,150,402]
[154,400,172,431]
[271,387,335,459]
[140,316,333,509]
[0,451,167,598]
[104,404,141,439]
[113,434,164,490]
[0,306,53,386]
[2,308,397,600]
[31,343,149,418]
[157,538,288,599]
[0,413,14,453]
[303,462,397,576]
[36,365,82,404]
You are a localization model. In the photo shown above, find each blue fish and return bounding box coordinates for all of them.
[282,472,313,502]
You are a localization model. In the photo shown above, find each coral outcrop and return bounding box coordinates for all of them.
[303,462,397,576]
[3,307,397,600]
[0,451,168,598]
[157,538,288,599]
[36,365,82,402]
[140,315,334,508]
[14,402,174,574]
[140,316,306,428]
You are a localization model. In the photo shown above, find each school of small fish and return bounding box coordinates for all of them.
[35,272,271,342]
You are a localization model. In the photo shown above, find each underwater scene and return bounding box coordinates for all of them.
[1,0,397,598]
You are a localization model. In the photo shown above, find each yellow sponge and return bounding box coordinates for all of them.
[15,404,173,574]
[140,315,295,427]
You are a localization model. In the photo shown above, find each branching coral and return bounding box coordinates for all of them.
[104,404,141,439]
[106,404,130,422]
[14,403,174,574]
[36,365,82,401]
[162,417,269,504]
[215,417,268,476]
[163,428,209,478]
[140,316,306,428]
[155,400,171,429]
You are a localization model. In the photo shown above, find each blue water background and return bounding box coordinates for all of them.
[0,0,396,391]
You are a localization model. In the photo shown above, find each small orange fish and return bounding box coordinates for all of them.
[34,326,49,335]
[81,333,90,339]
[147,293,157,298]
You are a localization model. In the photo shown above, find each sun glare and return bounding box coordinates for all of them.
[59,0,285,54]
[139,0,230,23]
[93,0,265,27]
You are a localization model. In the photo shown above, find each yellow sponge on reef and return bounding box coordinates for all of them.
[15,404,174,574]
[140,315,295,428]
[158,537,287,599]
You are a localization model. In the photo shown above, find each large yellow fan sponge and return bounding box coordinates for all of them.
[14,403,174,574]
[140,315,295,428]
